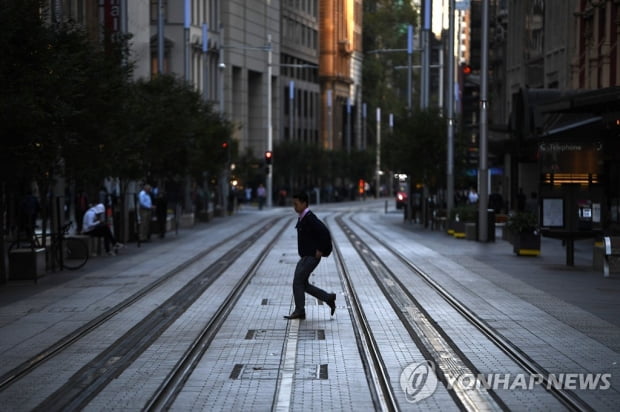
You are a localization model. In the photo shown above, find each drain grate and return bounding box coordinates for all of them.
[245,329,325,340]
[298,329,326,340]
[245,329,287,340]
[230,363,280,380]
[230,363,329,380]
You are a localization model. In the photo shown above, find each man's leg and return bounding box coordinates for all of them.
[139,209,149,241]
[292,256,320,314]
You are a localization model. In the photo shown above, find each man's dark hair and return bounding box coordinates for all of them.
[293,191,309,204]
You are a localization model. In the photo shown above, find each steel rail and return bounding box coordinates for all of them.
[339,215,504,411]
[0,219,270,392]
[27,218,282,411]
[330,215,400,412]
[349,215,592,412]
[145,218,290,411]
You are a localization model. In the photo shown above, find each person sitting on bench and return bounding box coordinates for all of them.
[82,203,123,256]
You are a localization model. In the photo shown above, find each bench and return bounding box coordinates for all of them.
[603,236,620,277]
[68,235,102,257]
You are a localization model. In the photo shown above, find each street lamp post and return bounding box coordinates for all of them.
[184,0,190,82]
[376,108,381,199]
[267,34,273,208]
[478,0,490,242]
[202,23,208,101]
[447,0,455,216]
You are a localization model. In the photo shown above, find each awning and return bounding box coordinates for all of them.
[542,115,602,137]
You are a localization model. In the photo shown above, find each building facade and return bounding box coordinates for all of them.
[319,0,363,151]
[281,0,321,146]
[49,0,365,160]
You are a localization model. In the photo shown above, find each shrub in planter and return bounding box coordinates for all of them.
[448,205,477,238]
[506,211,540,255]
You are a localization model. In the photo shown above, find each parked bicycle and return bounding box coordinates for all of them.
[9,221,89,270]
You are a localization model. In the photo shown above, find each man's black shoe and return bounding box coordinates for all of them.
[284,312,306,320]
[327,293,336,316]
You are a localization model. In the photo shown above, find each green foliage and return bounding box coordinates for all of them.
[449,204,478,222]
[272,141,374,191]
[506,211,538,234]
[363,0,418,114]
[383,108,447,191]
[0,1,233,191]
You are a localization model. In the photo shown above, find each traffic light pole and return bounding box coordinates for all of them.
[267,34,273,209]
[447,0,455,216]
[478,0,490,242]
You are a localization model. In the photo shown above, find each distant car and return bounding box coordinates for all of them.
[395,184,408,209]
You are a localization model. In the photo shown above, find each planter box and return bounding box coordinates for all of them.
[513,232,541,256]
[179,213,195,228]
[465,222,477,241]
[9,248,46,281]
[451,221,466,238]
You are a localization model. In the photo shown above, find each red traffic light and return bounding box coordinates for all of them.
[221,141,229,149]
[265,150,273,164]
[462,65,472,75]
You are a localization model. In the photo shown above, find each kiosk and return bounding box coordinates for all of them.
[538,140,605,265]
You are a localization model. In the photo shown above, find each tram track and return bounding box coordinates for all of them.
[330,214,399,412]
[342,214,592,411]
[0,217,283,410]
[143,218,290,411]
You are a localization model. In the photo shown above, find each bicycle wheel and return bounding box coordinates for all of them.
[60,238,89,270]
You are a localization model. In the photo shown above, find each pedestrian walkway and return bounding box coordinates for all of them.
[0,200,618,410]
[389,212,620,330]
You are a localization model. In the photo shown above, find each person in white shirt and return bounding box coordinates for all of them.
[138,184,154,242]
[468,187,479,204]
[82,203,123,256]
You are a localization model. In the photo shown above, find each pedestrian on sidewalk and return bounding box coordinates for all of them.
[82,203,123,256]
[138,184,154,242]
[284,192,336,320]
[257,184,266,210]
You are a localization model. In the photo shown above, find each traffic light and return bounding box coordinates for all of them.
[264,150,273,165]
[462,64,472,75]
[220,141,230,163]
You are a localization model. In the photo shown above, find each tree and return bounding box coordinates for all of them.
[383,108,447,193]
[363,1,418,115]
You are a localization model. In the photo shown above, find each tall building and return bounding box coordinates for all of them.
[48,1,366,158]
[281,0,321,145]
[319,0,363,151]
[219,1,280,157]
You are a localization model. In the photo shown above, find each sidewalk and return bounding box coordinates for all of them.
[388,211,620,345]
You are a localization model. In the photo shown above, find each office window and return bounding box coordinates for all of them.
[150,0,168,23]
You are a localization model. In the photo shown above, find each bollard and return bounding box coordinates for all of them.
[385,200,388,214]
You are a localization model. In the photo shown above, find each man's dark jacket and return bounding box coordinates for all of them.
[296,211,332,257]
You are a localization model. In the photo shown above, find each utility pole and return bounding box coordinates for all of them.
[202,23,208,101]
[157,0,164,74]
[376,108,381,198]
[266,34,273,208]
[447,0,455,215]
[407,24,413,113]
[478,0,490,241]
[346,98,352,154]
[184,0,190,82]
[421,0,432,109]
